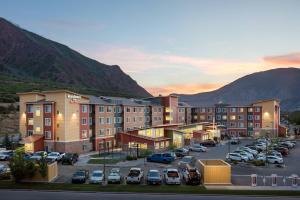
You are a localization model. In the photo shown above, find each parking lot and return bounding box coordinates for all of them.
[1,138,299,186]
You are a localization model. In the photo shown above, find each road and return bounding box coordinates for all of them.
[1,190,299,200]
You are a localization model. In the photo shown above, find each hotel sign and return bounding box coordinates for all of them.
[67,94,81,103]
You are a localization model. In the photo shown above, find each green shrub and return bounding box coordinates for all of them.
[168,144,177,150]
[138,149,152,158]
[126,155,137,161]
[252,160,265,166]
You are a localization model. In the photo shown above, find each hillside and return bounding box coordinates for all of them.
[179,68,300,111]
[0,17,151,102]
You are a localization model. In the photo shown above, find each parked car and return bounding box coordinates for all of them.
[72,169,89,184]
[239,147,258,156]
[279,141,294,149]
[273,147,289,156]
[30,151,47,161]
[89,170,104,184]
[108,168,122,184]
[267,150,282,158]
[0,165,11,180]
[163,168,181,185]
[226,153,248,162]
[146,169,162,185]
[61,153,78,165]
[126,168,143,184]
[266,156,283,164]
[200,140,216,147]
[164,152,177,160]
[178,156,196,169]
[234,150,254,160]
[0,150,13,161]
[147,153,175,164]
[189,144,207,152]
[182,165,201,185]
[173,148,189,158]
[230,138,240,145]
[46,152,64,162]
[23,153,32,161]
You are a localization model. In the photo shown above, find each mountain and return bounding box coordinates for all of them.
[179,68,300,111]
[0,17,151,102]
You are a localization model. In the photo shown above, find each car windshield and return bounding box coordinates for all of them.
[48,153,58,156]
[129,170,140,176]
[74,171,85,176]
[181,157,192,163]
[167,171,179,177]
[111,168,120,173]
[92,172,102,177]
[65,153,72,158]
[109,172,119,176]
[148,171,160,177]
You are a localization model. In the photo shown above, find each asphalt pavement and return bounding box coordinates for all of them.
[1,190,300,200]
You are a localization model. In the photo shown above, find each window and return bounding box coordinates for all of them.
[126,117,130,123]
[99,106,104,112]
[99,129,105,136]
[200,108,206,113]
[27,105,33,113]
[116,117,122,123]
[248,122,253,128]
[255,107,261,112]
[133,117,136,122]
[99,117,105,124]
[44,118,51,126]
[248,108,253,112]
[238,115,244,120]
[126,107,131,112]
[89,118,92,125]
[28,118,34,126]
[107,106,112,112]
[35,127,41,132]
[207,108,213,113]
[239,108,244,112]
[200,115,205,120]
[222,115,227,120]
[146,116,150,122]
[230,122,236,127]
[81,118,87,125]
[216,115,221,120]
[81,130,88,138]
[27,130,33,136]
[158,107,162,112]
[106,117,111,124]
[255,123,261,128]
[222,108,227,112]
[35,106,41,117]
[117,127,123,132]
[248,115,253,120]
[230,108,236,112]
[133,107,137,112]
[238,122,244,128]
[81,105,88,113]
[116,106,121,113]
[138,107,142,112]
[44,131,51,139]
[230,115,236,120]
[44,105,52,113]
[106,128,111,136]
[254,115,261,120]
[216,108,221,113]
[207,115,213,120]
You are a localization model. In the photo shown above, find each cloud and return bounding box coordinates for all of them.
[146,83,224,96]
[263,52,300,66]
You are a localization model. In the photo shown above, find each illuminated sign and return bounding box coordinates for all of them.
[67,94,81,103]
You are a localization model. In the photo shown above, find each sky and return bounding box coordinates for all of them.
[1,0,300,95]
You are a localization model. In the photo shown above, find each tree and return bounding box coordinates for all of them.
[3,133,12,150]
[9,147,36,182]
[38,155,48,178]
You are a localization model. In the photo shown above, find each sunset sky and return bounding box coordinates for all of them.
[1,0,300,95]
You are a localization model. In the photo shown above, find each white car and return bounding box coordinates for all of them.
[234,150,254,160]
[126,168,143,184]
[226,153,248,162]
[46,152,64,161]
[266,156,283,164]
[89,170,104,184]
[239,147,258,156]
[108,168,121,184]
[163,168,181,185]
[189,144,207,152]
[255,144,266,151]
